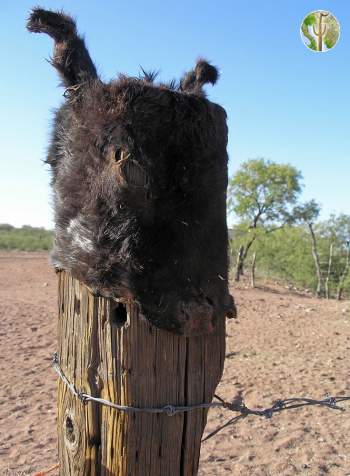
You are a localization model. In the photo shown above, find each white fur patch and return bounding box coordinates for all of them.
[67,217,94,252]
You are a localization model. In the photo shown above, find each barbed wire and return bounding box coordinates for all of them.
[52,352,350,442]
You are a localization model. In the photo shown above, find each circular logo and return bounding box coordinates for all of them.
[301,11,340,52]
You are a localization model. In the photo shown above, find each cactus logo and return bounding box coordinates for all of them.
[301,10,340,52]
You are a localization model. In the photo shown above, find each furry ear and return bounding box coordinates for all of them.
[180,59,219,94]
[27,7,98,87]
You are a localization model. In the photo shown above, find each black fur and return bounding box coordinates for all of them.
[180,59,219,94]
[27,8,236,335]
[27,7,98,86]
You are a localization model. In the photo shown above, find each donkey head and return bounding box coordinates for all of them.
[27,8,236,335]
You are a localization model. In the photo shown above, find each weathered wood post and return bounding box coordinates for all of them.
[57,271,225,475]
[27,7,234,475]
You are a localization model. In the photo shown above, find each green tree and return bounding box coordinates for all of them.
[227,158,302,281]
[319,214,350,245]
[293,200,322,296]
[0,224,53,251]
[318,214,350,299]
[242,225,317,288]
[229,217,350,300]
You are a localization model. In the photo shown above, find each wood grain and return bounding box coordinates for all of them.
[57,271,226,475]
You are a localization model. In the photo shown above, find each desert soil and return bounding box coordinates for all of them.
[0,252,350,476]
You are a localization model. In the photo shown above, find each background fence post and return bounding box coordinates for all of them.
[57,270,226,475]
[251,252,257,288]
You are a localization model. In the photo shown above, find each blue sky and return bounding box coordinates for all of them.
[0,0,349,228]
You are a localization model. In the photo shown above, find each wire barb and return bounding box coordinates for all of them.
[51,352,350,443]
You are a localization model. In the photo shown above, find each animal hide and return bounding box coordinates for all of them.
[27,8,236,335]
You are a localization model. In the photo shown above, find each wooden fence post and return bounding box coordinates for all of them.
[57,270,226,475]
[26,11,230,473]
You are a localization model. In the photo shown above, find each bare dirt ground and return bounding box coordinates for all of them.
[1,252,350,476]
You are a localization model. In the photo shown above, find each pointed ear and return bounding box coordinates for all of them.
[27,7,98,87]
[180,59,219,95]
